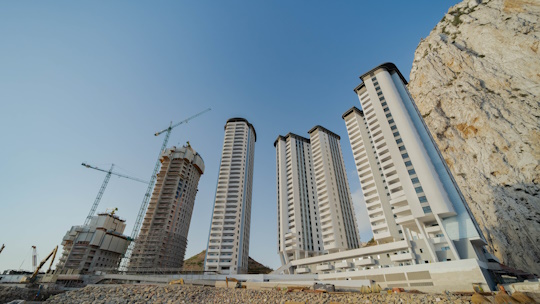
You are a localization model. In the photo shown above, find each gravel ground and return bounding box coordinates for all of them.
[43,285,480,304]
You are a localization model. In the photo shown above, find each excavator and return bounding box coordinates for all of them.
[20,246,58,285]
[226,277,246,289]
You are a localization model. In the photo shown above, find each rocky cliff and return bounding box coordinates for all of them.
[408,0,540,274]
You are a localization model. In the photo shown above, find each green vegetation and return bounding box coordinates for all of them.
[182,250,273,274]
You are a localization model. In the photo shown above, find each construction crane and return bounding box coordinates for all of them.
[20,246,58,285]
[0,244,5,255]
[32,246,37,272]
[82,163,149,226]
[119,107,211,271]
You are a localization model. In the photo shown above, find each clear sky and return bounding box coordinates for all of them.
[0,1,459,272]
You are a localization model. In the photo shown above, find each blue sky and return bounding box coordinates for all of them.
[0,1,459,271]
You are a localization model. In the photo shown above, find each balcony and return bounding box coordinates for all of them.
[284,238,296,245]
[316,264,334,271]
[425,225,441,233]
[296,267,310,274]
[395,214,415,225]
[335,261,353,269]
[431,236,446,244]
[390,252,414,262]
[354,258,374,266]
[393,205,411,215]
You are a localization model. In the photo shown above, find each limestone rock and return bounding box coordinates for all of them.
[408,0,540,274]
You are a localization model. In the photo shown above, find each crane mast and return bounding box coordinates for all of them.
[82,163,149,226]
[119,107,211,271]
[84,164,114,226]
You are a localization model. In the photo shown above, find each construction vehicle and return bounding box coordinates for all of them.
[226,277,246,289]
[119,108,211,271]
[169,278,185,285]
[20,246,58,285]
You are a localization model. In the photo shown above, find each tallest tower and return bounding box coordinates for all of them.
[342,63,485,262]
[205,118,256,274]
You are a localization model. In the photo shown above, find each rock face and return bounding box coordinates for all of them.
[408,0,540,274]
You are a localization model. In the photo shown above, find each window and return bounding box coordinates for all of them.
[393,131,400,137]
[377,92,383,96]
[391,125,397,130]
[399,146,406,151]
[422,206,432,213]
[415,186,423,193]
[408,169,416,175]
[441,246,450,251]
[386,113,392,118]
[411,177,419,184]
[405,161,412,167]
[396,138,402,144]
[401,153,409,159]
[381,102,387,107]
[419,196,427,203]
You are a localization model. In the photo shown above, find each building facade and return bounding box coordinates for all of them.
[129,145,205,272]
[275,133,322,267]
[282,63,494,291]
[342,63,486,262]
[205,118,256,274]
[308,126,360,253]
[56,212,130,274]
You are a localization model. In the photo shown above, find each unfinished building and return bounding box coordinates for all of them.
[129,144,205,272]
[56,211,131,274]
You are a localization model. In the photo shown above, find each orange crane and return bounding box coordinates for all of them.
[82,163,149,226]
[119,107,211,271]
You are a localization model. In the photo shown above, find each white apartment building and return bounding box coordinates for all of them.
[205,118,256,274]
[342,62,486,263]
[307,126,360,253]
[275,133,323,267]
[284,63,495,291]
[129,144,205,272]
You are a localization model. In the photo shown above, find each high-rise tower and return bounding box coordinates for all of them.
[129,145,205,272]
[275,133,322,267]
[342,63,485,262]
[308,126,360,253]
[205,118,256,274]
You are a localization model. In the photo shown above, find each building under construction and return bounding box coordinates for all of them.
[56,212,131,274]
[129,144,205,272]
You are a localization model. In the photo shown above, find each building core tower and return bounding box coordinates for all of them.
[275,133,322,268]
[129,145,205,272]
[205,118,256,274]
[342,63,485,262]
[308,126,360,253]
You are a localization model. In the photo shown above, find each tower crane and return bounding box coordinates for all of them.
[82,163,149,226]
[119,107,211,271]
